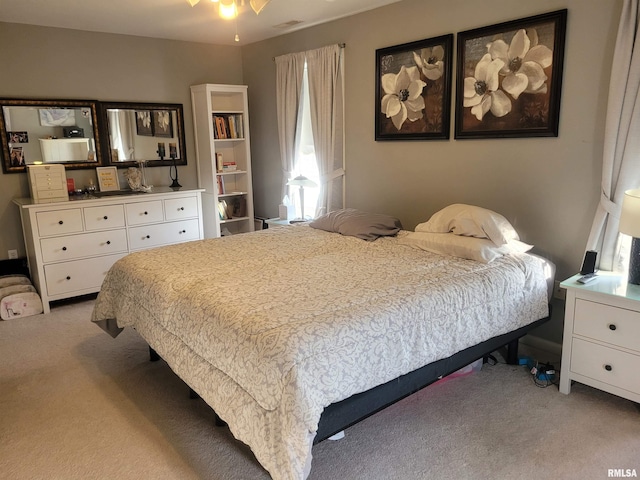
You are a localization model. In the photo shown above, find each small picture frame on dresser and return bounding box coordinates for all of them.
[96,166,120,192]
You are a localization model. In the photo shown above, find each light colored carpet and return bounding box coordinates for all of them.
[1,297,638,480]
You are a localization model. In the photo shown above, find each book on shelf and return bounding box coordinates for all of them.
[216,152,224,172]
[217,200,228,220]
[236,115,244,138]
[228,116,237,139]
[222,160,237,172]
[212,115,226,139]
[211,114,244,139]
[216,175,225,195]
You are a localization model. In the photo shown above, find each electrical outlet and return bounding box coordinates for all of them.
[8,249,18,260]
[553,280,566,300]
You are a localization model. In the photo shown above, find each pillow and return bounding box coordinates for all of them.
[398,232,532,263]
[309,208,402,241]
[415,204,520,246]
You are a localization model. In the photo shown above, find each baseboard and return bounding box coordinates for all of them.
[520,334,562,357]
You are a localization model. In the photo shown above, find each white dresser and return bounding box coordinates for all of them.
[14,187,204,313]
[560,273,640,403]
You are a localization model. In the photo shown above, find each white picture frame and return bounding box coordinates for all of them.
[96,166,120,192]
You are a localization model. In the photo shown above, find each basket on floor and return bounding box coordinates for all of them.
[0,275,43,320]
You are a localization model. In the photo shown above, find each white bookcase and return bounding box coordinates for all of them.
[190,84,254,238]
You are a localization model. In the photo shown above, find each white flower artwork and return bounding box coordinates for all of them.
[376,34,453,140]
[456,9,567,139]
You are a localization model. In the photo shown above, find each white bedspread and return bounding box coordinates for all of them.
[91,225,549,479]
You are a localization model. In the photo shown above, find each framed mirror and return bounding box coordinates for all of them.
[101,102,187,168]
[1,99,102,173]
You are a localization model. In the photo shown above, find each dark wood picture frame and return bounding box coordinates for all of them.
[152,110,173,138]
[135,110,153,136]
[455,9,567,139]
[375,34,453,141]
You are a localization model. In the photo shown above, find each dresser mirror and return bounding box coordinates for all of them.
[101,102,187,168]
[0,99,102,173]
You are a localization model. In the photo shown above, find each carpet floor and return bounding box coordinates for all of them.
[1,297,638,480]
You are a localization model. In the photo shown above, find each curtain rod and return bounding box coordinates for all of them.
[273,43,345,61]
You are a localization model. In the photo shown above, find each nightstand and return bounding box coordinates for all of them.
[265,218,293,227]
[559,272,640,403]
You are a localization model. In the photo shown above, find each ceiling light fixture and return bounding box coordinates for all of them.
[249,0,270,14]
[186,0,271,16]
[218,0,238,19]
[187,0,270,42]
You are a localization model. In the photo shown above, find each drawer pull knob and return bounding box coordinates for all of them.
[180,207,185,211]
[144,211,148,215]
[103,216,108,220]
[58,220,64,225]
[608,324,617,331]
[66,276,71,280]
[106,241,111,245]
[146,235,150,239]
[180,229,186,234]
[604,364,613,372]
[62,247,67,251]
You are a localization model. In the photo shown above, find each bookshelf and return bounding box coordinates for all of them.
[190,84,254,238]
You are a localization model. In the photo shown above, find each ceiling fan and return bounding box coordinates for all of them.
[186,0,272,16]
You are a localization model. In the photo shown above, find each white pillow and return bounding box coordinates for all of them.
[415,204,520,246]
[398,232,532,264]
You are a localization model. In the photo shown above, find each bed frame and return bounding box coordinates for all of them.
[149,311,550,444]
[314,314,550,443]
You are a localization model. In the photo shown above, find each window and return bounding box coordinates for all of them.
[289,63,320,219]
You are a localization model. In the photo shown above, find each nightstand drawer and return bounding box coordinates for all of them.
[571,338,640,395]
[574,299,640,352]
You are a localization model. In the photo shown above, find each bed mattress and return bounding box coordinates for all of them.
[91,225,549,479]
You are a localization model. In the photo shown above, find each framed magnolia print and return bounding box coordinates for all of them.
[96,166,120,192]
[135,110,153,136]
[153,110,173,138]
[375,34,453,141]
[455,9,567,139]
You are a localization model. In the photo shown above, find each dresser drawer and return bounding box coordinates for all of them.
[34,188,68,199]
[571,337,640,395]
[126,200,164,225]
[36,209,83,237]
[574,299,640,352]
[128,219,200,250]
[40,229,128,262]
[84,205,125,231]
[164,196,199,221]
[44,253,127,296]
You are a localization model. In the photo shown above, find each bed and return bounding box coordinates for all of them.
[91,206,553,480]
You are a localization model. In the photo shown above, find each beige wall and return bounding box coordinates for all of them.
[0,0,623,344]
[242,0,622,344]
[0,22,243,261]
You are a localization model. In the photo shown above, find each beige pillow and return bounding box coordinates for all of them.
[399,232,532,263]
[415,204,520,246]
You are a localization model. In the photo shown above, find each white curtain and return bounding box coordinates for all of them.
[108,110,135,161]
[275,52,305,199]
[306,44,345,214]
[586,0,640,271]
[275,44,345,215]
